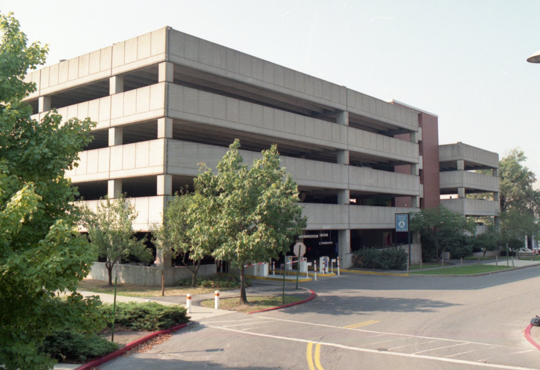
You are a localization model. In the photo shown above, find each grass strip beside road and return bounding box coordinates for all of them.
[410,265,512,275]
[201,295,305,313]
[79,279,231,297]
[408,263,443,270]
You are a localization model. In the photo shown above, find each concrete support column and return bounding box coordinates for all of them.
[338,189,350,205]
[494,216,500,227]
[458,187,466,198]
[411,164,420,176]
[154,249,172,269]
[159,62,174,83]
[336,110,349,126]
[338,229,352,268]
[493,168,499,177]
[157,174,173,196]
[108,127,123,146]
[337,150,349,165]
[109,75,124,95]
[410,131,419,144]
[108,179,123,199]
[412,196,420,208]
[38,96,51,113]
[157,117,173,139]
[457,160,465,171]
[494,192,500,202]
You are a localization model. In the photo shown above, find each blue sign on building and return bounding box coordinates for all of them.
[395,213,409,232]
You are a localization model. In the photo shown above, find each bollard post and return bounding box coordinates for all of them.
[215,291,220,310]
[314,260,317,281]
[442,256,444,267]
[330,259,334,274]
[420,260,422,270]
[337,257,340,276]
[306,260,310,279]
[460,257,463,267]
[186,294,191,314]
[273,261,275,276]
[496,255,498,266]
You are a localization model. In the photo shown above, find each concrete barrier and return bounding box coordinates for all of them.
[87,262,216,287]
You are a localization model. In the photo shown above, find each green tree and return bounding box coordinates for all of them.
[0,13,104,369]
[500,209,538,252]
[499,149,540,213]
[198,140,307,304]
[471,225,501,257]
[411,206,475,260]
[80,195,154,285]
[153,190,216,287]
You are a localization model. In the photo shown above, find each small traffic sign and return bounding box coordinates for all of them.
[395,213,409,232]
[293,242,306,257]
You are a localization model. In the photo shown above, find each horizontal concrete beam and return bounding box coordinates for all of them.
[440,198,500,217]
[440,171,499,193]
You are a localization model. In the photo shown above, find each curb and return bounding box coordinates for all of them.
[248,289,317,314]
[74,323,188,370]
[525,324,540,351]
[340,269,409,277]
[409,263,540,277]
[246,275,312,283]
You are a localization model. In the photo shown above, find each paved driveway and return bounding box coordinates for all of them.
[101,266,540,369]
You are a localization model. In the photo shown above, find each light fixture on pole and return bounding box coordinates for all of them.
[527,50,540,63]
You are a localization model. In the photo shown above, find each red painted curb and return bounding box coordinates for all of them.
[524,324,540,351]
[74,323,188,370]
[248,289,317,314]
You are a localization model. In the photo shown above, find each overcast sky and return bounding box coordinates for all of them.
[4,0,540,181]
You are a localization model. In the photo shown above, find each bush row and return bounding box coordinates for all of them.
[352,248,408,270]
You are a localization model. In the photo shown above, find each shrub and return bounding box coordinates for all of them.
[446,234,473,259]
[101,302,188,331]
[352,248,408,270]
[41,329,119,363]
[176,273,251,288]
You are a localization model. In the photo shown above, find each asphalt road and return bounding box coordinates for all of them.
[102,266,540,369]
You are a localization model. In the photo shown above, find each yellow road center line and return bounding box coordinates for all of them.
[306,342,316,370]
[315,343,324,370]
[344,320,379,329]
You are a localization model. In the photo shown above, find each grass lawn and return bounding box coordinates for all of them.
[410,265,512,275]
[200,295,305,313]
[409,263,444,270]
[79,279,232,297]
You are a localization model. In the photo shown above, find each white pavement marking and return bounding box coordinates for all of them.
[412,342,469,355]
[507,350,534,356]
[257,316,511,349]
[207,325,538,370]
[222,321,266,328]
[388,340,440,351]
[446,350,481,358]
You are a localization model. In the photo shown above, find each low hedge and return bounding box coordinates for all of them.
[41,329,119,364]
[352,248,408,270]
[102,302,189,331]
[177,273,251,288]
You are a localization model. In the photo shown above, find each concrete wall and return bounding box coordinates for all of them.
[87,262,216,286]
[440,198,500,217]
[440,171,499,193]
[167,85,419,164]
[67,139,166,182]
[167,140,420,196]
[301,203,417,230]
[419,112,440,209]
[82,196,166,231]
[31,83,167,130]
[24,28,167,100]
[167,29,418,131]
[439,142,499,169]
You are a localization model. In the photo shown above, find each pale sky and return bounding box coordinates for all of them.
[4,1,540,181]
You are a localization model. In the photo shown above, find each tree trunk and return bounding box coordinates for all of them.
[190,260,201,288]
[107,263,113,286]
[239,264,248,304]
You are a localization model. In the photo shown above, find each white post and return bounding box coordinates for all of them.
[337,257,340,276]
[314,260,317,281]
[186,294,191,314]
[331,259,335,274]
[215,291,220,310]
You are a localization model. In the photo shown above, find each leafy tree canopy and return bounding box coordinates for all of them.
[499,149,540,214]
[411,206,475,260]
[197,140,307,303]
[80,195,153,285]
[0,13,104,370]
